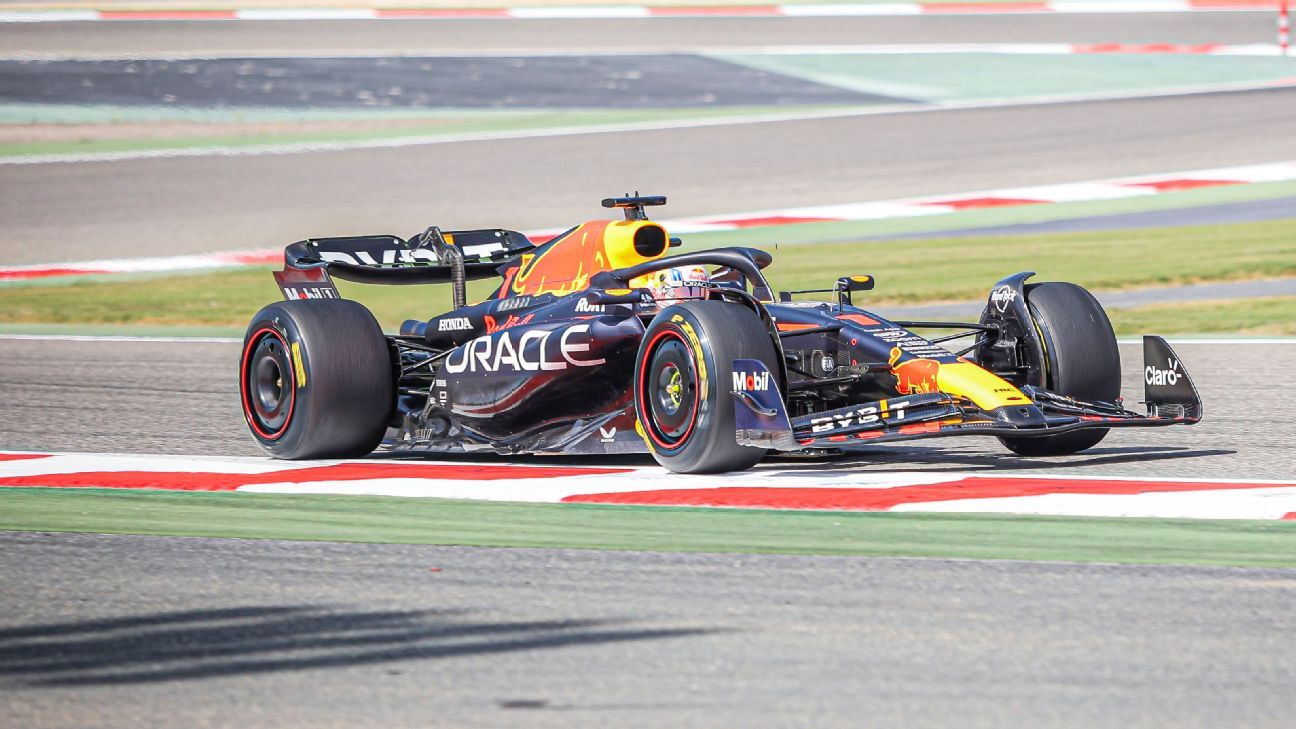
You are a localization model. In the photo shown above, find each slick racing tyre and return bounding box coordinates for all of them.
[240,299,394,459]
[635,301,779,474]
[999,282,1121,456]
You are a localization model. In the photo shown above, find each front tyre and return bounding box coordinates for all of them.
[635,301,779,474]
[999,282,1120,456]
[240,299,394,459]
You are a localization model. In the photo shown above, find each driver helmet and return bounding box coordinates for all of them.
[631,265,710,305]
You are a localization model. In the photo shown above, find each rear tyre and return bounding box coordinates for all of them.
[999,282,1120,456]
[240,299,394,459]
[635,301,779,474]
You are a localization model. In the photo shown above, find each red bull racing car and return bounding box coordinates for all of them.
[240,195,1202,473]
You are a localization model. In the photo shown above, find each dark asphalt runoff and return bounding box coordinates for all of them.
[1,531,1293,729]
[2,337,1293,481]
[0,55,900,109]
[4,86,1296,265]
[0,13,1277,55]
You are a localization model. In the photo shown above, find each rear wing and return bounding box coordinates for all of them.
[273,227,535,303]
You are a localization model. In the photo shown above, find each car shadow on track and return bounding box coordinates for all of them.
[368,449,659,468]
[364,443,1235,476]
[763,445,1237,474]
[0,605,715,687]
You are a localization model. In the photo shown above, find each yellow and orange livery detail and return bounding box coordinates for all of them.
[887,346,1030,411]
[506,220,670,297]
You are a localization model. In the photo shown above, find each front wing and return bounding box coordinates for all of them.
[732,336,1202,451]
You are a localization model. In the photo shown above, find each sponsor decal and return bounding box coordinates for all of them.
[731,369,771,392]
[869,327,954,359]
[991,285,1017,314]
[632,265,710,304]
[678,321,709,403]
[437,317,473,332]
[281,286,337,300]
[575,298,605,313]
[290,342,307,388]
[444,323,605,374]
[809,399,911,434]
[319,248,439,266]
[484,312,534,334]
[1145,357,1182,386]
[599,426,617,443]
[889,347,941,395]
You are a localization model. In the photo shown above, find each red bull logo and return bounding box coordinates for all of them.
[889,347,941,395]
[484,313,534,334]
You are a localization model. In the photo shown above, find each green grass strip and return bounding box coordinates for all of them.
[763,219,1296,304]
[1107,296,1296,336]
[2,488,1293,568]
[714,53,1296,103]
[3,219,1294,335]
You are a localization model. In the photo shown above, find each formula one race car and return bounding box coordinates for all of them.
[240,195,1202,473]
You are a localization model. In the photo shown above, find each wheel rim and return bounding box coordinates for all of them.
[241,328,296,440]
[641,331,699,447]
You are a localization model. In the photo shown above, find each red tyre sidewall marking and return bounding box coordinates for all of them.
[239,326,296,441]
[637,327,701,452]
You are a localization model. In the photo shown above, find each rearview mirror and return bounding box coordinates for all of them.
[835,275,874,306]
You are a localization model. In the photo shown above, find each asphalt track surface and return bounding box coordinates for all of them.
[6,86,1296,265]
[2,338,1293,481]
[0,13,1277,55]
[2,530,1294,729]
[0,55,897,109]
